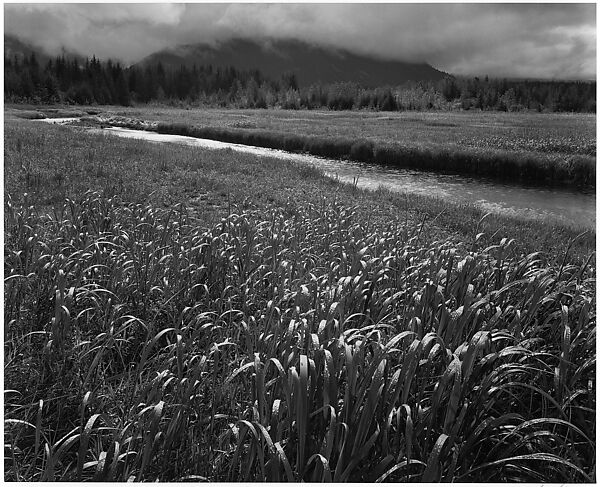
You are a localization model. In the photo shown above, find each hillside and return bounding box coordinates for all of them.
[4,34,86,65]
[137,38,448,86]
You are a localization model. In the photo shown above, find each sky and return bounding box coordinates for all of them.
[4,3,597,80]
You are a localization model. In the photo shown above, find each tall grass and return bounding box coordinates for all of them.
[154,122,595,188]
[5,191,595,481]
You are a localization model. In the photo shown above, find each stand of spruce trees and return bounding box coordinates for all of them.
[4,52,596,112]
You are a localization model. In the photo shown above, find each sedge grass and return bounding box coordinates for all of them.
[4,191,595,482]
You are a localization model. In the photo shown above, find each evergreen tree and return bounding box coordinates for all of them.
[3,49,596,112]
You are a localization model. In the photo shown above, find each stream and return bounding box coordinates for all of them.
[40,118,596,229]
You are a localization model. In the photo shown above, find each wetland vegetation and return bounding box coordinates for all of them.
[21,105,593,187]
[4,111,596,481]
[4,3,596,482]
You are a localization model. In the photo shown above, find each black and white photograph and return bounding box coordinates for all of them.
[3,2,596,482]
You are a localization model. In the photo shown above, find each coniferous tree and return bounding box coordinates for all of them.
[3,49,596,111]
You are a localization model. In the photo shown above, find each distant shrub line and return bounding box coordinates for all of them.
[155,122,595,188]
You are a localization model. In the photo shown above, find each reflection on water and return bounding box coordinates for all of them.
[84,125,595,230]
[314,158,596,230]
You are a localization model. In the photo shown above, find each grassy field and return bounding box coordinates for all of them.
[8,104,597,187]
[4,113,596,481]
[8,104,595,156]
[3,116,595,261]
[88,105,597,157]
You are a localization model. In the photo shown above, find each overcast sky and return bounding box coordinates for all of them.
[4,3,596,79]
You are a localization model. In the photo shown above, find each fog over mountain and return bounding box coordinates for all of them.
[4,3,596,80]
[136,38,448,87]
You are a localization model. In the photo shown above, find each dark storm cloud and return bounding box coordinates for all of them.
[4,3,596,79]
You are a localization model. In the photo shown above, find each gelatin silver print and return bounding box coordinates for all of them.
[4,3,596,482]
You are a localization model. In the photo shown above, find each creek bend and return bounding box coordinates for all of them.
[40,119,596,230]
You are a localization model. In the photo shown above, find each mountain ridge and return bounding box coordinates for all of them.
[136,38,449,86]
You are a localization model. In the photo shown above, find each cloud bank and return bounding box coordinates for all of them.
[4,3,596,79]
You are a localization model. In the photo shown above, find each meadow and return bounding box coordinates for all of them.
[86,107,596,187]
[4,114,596,481]
[8,104,596,157]
[103,106,597,157]
[8,104,597,186]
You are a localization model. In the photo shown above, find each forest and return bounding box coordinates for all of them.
[4,52,596,112]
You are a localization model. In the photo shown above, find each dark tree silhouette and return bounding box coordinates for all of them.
[4,51,595,112]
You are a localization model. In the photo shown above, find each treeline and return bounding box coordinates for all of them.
[439,76,596,112]
[4,52,596,112]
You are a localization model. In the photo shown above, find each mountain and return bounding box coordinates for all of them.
[4,35,86,65]
[5,35,52,65]
[136,38,448,86]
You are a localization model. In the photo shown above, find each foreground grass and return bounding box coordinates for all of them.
[5,191,596,481]
[4,115,597,482]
